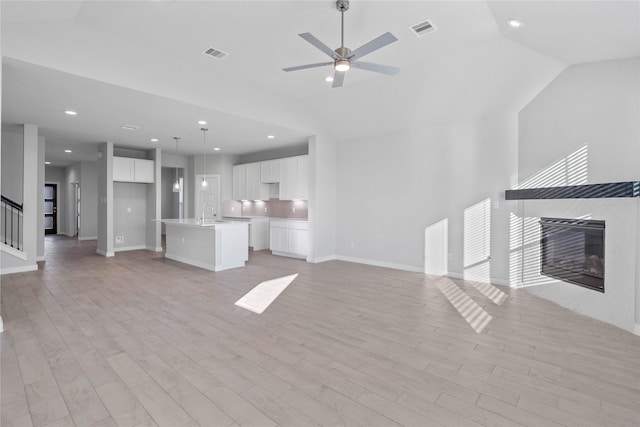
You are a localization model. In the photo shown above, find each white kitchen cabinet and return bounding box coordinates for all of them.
[113,157,155,183]
[113,157,134,181]
[133,159,155,183]
[260,159,280,183]
[278,155,308,200]
[270,219,308,259]
[232,164,247,200]
[246,162,269,200]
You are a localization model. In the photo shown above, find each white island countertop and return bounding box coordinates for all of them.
[162,218,248,271]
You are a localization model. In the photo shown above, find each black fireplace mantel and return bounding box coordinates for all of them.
[505,181,640,200]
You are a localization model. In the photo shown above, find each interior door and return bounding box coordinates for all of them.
[44,184,57,235]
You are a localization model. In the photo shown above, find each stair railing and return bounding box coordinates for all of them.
[1,195,24,251]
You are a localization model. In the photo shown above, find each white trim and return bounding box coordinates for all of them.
[61,232,75,237]
[1,243,27,261]
[308,255,337,263]
[634,324,640,336]
[114,245,146,252]
[78,236,97,241]
[0,316,4,333]
[146,246,164,252]
[1,264,38,275]
[36,256,46,262]
[335,255,423,273]
[447,272,511,288]
[272,250,307,260]
[490,277,511,287]
[96,249,115,257]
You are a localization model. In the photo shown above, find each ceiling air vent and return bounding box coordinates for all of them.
[202,46,229,60]
[410,19,436,37]
[121,124,140,131]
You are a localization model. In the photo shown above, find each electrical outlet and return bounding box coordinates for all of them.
[127,207,132,213]
[231,206,235,212]
[292,207,296,213]
[264,207,267,213]
[115,236,124,244]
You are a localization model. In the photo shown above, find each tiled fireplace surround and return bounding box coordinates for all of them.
[511,197,640,333]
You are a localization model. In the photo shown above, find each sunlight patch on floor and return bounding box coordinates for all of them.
[436,278,493,333]
[472,281,508,305]
[235,273,298,314]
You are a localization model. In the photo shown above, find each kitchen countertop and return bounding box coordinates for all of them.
[223,216,308,221]
[162,218,247,229]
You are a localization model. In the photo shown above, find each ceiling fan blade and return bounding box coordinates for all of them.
[332,71,345,88]
[299,33,339,59]
[348,32,398,60]
[351,61,400,76]
[283,62,333,72]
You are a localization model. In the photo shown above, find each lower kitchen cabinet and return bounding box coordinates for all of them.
[270,219,308,259]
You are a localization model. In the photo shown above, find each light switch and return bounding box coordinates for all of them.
[127,207,132,213]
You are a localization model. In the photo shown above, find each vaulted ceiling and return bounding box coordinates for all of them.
[2,1,638,165]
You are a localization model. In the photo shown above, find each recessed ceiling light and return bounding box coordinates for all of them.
[214,147,221,151]
[64,149,72,153]
[45,161,51,165]
[507,19,522,28]
[198,120,207,125]
[150,138,159,142]
[267,135,275,139]
[64,110,77,116]
[325,76,334,82]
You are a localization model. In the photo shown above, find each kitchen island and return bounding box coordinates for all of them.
[162,218,248,272]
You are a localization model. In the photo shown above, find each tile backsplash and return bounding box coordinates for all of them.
[223,199,308,219]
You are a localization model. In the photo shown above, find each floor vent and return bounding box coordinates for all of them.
[121,124,140,131]
[410,19,436,37]
[203,46,229,60]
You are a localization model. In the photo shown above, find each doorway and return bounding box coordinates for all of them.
[71,182,80,237]
[44,183,58,235]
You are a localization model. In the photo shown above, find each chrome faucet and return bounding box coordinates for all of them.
[201,202,215,224]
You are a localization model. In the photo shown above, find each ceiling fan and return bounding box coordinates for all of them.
[283,0,400,88]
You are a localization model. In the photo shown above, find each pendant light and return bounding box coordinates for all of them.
[172,137,181,192]
[201,127,208,188]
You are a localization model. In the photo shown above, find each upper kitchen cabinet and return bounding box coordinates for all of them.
[260,159,280,183]
[279,155,308,200]
[233,163,268,200]
[113,157,155,183]
[246,162,269,200]
[232,164,247,200]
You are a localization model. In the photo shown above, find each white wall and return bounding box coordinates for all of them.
[1,131,23,204]
[114,182,147,250]
[335,114,518,278]
[79,161,98,240]
[65,163,80,235]
[515,57,640,332]
[97,142,114,256]
[37,136,44,259]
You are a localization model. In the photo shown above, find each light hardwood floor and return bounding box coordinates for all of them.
[2,236,639,426]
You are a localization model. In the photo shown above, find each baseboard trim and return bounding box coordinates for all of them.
[146,246,164,252]
[1,264,38,275]
[0,315,3,333]
[96,249,115,257]
[272,251,307,260]
[635,324,640,336]
[309,255,338,263]
[78,236,97,241]
[165,253,215,271]
[114,245,146,252]
[36,256,46,262]
[1,243,27,261]
[335,255,423,273]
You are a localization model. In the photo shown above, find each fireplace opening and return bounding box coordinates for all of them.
[540,217,605,292]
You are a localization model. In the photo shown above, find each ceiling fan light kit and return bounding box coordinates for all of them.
[283,0,399,88]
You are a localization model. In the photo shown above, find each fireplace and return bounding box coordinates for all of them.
[540,217,605,292]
